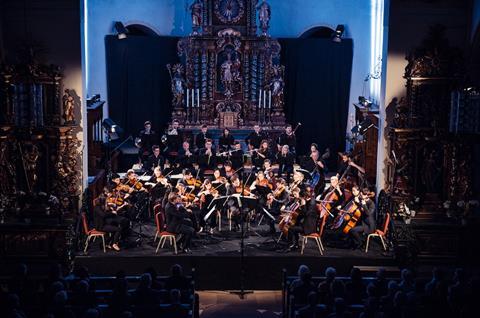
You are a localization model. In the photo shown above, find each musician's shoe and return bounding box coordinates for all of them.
[209,228,214,234]
[288,243,299,251]
[112,244,120,251]
[198,227,204,233]
[182,248,192,254]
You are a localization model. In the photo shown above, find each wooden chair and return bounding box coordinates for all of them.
[154,212,178,254]
[82,213,106,253]
[365,213,391,253]
[153,204,163,242]
[300,214,327,255]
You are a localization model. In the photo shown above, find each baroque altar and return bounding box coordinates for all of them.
[168,0,286,129]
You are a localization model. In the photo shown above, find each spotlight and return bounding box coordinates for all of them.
[358,96,372,108]
[332,24,345,43]
[102,118,123,141]
[114,21,128,40]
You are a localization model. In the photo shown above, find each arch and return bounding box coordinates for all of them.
[125,23,159,36]
[300,25,335,39]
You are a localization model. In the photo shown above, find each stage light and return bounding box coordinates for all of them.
[102,118,123,140]
[114,21,128,40]
[332,25,345,43]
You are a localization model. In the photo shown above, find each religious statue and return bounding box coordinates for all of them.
[167,64,186,109]
[23,144,40,191]
[257,0,271,36]
[0,142,16,194]
[62,89,76,125]
[190,0,203,35]
[221,53,234,97]
[270,66,284,108]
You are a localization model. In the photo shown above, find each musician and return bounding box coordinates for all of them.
[252,140,272,170]
[166,119,183,155]
[222,161,236,179]
[277,124,296,153]
[136,121,158,162]
[94,195,130,251]
[316,175,344,217]
[197,139,216,171]
[302,150,326,194]
[245,124,266,150]
[229,142,244,170]
[337,152,365,185]
[349,187,376,249]
[212,169,228,195]
[195,124,213,150]
[147,166,170,204]
[276,145,295,181]
[218,128,235,152]
[178,141,195,170]
[144,145,165,172]
[288,195,319,251]
[277,188,304,250]
[179,169,201,191]
[165,193,195,253]
[198,179,220,232]
[125,169,147,193]
[266,178,288,233]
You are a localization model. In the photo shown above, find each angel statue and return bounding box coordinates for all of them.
[221,53,234,97]
[257,0,271,36]
[167,64,185,109]
[270,66,285,108]
[190,0,203,35]
[62,89,76,125]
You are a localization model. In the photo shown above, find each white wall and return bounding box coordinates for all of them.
[84,0,376,131]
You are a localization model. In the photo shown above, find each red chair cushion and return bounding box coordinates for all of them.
[305,233,320,238]
[160,231,176,236]
[88,229,105,235]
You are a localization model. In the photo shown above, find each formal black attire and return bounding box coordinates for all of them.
[289,199,319,245]
[245,131,266,149]
[93,205,129,245]
[302,157,326,193]
[218,134,235,152]
[144,153,165,172]
[197,147,216,171]
[252,149,272,169]
[177,148,196,170]
[350,199,376,247]
[148,176,169,204]
[277,132,296,152]
[229,148,244,169]
[137,129,158,161]
[165,203,195,249]
[195,131,213,150]
[166,130,183,153]
[276,151,295,181]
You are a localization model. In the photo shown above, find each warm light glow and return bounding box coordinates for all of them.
[83,0,89,93]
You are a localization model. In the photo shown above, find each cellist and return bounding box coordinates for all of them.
[316,175,344,219]
[349,187,376,249]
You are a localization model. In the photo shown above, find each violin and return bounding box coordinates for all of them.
[257,178,273,190]
[186,177,202,188]
[235,185,252,196]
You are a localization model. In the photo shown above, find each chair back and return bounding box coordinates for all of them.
[381,213,391,235]
[155,212,165,232]
[81,213,90,235]
[153,203,162,215]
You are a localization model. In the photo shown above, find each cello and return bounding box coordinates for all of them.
[331,199,362,234]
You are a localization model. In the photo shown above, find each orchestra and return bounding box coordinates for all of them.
[98,121,375,254]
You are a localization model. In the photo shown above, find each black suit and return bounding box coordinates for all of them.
[277,132,296,151]
[289,199,319,245]
[178,149,196,170]
[276,152,295,181]
[218,134,234,151]
[93,205,129,244]
[245,131,266,149]
[165,204,195,249]
[195,132,213,149]
[144,154,165,172]
[350,199,376,247]
[197,147,216,170]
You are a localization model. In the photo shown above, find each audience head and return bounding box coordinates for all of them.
[171,264,183,277]
[350,267,362,282]
[170,289,181,304]
[53,290,68,307]
[325,267,336,280]
[139,273,152,289]
[366,282,377,298]
[297,265,311,281]
[376,267,386,280]
[388,280,399,294]
[75,279,90,294]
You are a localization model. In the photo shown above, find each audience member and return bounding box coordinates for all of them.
[345,267,365,304]
[164,289,190,318]
[297,291,326,318]
[131,273,160,306]
[290,265,316,306]
[165,264,191,291]
[318,267,337,305]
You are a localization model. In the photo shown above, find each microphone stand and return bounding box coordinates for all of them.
[230,167,253,299]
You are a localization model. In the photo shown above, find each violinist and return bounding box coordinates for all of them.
[178,141,195,170]
[197,179,220,232]
[218,127,235,152]
[125,169,147,193]
[165,193,195,253]
[212,169,228,195]
[250,170,272,219]
[175,182,200,231]
[222,161,236,179]
[277,124,296,153]
[94,195,130,251]
[144,145,165,172]
[266,178,289,234]
[181,169,202,191]
[147,167,170,203]
[349,187,376,249]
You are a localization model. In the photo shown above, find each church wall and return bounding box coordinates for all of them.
[1,0,86,191]
[85,0,374,133]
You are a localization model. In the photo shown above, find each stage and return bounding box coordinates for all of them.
[75,222,397,290]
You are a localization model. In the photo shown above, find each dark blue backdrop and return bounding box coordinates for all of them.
[105,35,353,158]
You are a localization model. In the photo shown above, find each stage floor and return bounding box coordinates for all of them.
[76,222,397,290]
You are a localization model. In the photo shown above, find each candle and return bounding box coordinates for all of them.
[192,89,195,108]
[269,90,272,109]
[263,89,266,109]
[197,89,200,108]
[187,89,189,108]
[258,90,262,108]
